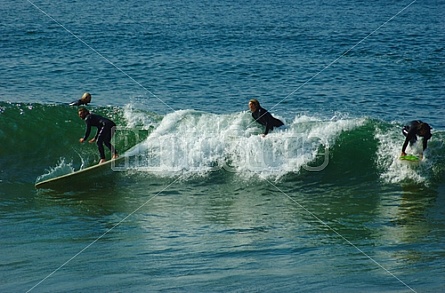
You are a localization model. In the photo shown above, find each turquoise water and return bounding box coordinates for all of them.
[1,0,445,292]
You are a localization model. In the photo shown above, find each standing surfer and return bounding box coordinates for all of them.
[78,107,118,164]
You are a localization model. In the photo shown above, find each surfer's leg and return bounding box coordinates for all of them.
[96,136,106,160]
[99,126,118,159]
[103,140,117,157]
[402,125,417,146]
[94,126,105,161]
[109,126,118,158]
[103,126,118,158]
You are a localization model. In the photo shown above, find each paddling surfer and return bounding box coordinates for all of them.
[70,92,92,106]
[401,120,432,158]
[78,107,118,164]
[248,99,284,137]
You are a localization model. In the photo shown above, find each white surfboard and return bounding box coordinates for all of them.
[35,156,126,189]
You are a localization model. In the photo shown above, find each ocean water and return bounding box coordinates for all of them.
[1,0,445,292]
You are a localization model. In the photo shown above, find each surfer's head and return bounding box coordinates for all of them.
[418,122,432,139]
[248,99,260,112]
[78,107,90,120]
[80,92,92,104]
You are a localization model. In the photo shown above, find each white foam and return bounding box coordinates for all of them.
[36,158,75,182]
[122,103,160,130]
[122,109,366,181]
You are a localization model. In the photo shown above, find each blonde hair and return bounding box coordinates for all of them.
[81,92,91,102]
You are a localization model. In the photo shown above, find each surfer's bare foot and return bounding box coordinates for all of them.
[99,159,107,164]
[112,154,119,160]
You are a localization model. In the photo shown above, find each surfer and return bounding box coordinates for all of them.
[401,120,432,158]
[70,92,92,106]
[78,107,118,164]
[248,99,284,136]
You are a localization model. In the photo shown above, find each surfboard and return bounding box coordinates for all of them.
[35,156,127,189]
[399,154,421,162]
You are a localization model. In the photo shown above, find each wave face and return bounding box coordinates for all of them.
[3,102,442,186]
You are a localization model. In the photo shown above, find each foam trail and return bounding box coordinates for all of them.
[35,158,75,183]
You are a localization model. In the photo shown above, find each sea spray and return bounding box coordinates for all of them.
[35,158,75,183]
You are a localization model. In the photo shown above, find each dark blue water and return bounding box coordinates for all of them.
[1,0,444,292]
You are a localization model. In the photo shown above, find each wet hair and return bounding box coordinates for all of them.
[78,107,89,115]
[418,122,432,138]
[81,92,91,102]
[249,99,260,108]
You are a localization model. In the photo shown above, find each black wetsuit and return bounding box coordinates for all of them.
[251,106,284,135]
[402,120,431,153]
[70,99,89,106]
[82,113,117,160]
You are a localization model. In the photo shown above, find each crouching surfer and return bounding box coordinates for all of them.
[78,107,118,164]
[401,120,432,159]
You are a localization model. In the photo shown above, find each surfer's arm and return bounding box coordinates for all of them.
[70,99,83,106]
[82,123,92,141]
[401,129,416,154]
[422,137,428,151]
[84,132,98,143]
[401,138,409,155]
[70,100,79,106]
